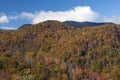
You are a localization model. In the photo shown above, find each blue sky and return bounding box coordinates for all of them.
[0,0,120,29]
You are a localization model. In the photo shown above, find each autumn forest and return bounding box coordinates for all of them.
[0,21,120,80]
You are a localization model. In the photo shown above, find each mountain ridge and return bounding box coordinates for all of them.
[15,20,115,30]
[0,20,115,30]
[64,21,114,28]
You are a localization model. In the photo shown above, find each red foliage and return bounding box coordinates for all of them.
[0,72,11,80]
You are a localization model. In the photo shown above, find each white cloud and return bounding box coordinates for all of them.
[19,6,98,24]
[104,16,120,24]
[0,15,9,23]
[1,6,120,25]
[0,26,17,30]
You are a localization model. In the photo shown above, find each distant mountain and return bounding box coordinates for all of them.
[18,24,33,29]
[64,21,114,28]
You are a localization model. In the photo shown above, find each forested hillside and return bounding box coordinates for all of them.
[0,21,120,80]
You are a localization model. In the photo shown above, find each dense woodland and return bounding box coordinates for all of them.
[0,21,120,80]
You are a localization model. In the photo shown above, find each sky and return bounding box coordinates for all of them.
[0,0,120,30]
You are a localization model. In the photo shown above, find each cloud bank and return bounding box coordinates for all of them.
[20,6,98,24]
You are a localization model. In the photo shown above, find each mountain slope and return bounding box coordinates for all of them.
[0,21,120,80]
[64,21,114,28]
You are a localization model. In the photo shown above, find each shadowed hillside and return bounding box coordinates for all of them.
[64,21,114,28]
[18,24,33,29]
[0,21,120,80]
